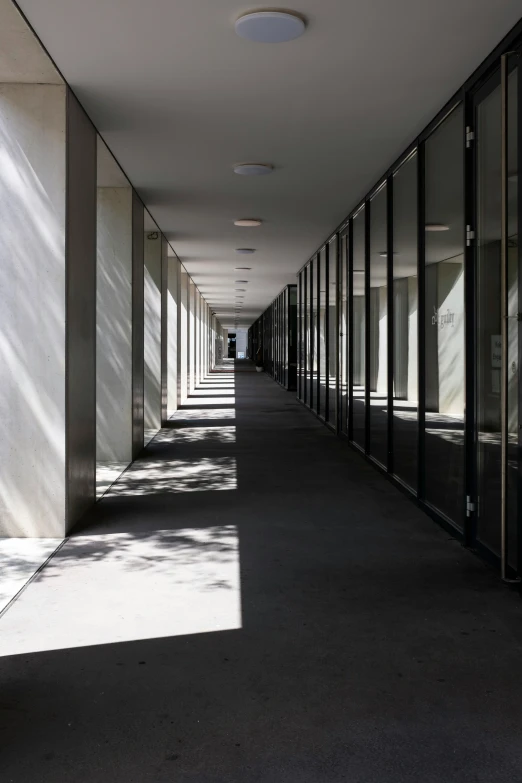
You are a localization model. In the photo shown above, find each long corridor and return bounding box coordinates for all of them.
[1,367,522,782]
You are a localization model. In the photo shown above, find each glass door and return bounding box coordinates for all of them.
[473,54,520,578]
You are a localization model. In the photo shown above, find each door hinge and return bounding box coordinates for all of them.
[466,495,476,517]
[466,225,475,247]
[466,126,475,147]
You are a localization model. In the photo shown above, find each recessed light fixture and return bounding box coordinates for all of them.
[233,163,273,176]
[235,11,306,44]
[425,223,450,232]
[235,248,256,254]
[234,219,262,227]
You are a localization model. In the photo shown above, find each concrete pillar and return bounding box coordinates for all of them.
[131,194,144,458]
[189,280,196,392]
[167,252,179,415]
[96,181,133,462]
[0,84,97,536]
[179,269,189,403]
[144,222,162,438]
[161,235,168,425]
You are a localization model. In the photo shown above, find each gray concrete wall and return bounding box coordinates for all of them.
[0,84,67,536]
[131,193,144,459]
[96,186,133,461]
[65,89,97,531]
[144,232,162,432]
[168,256,179,414]
[161,235,168,425]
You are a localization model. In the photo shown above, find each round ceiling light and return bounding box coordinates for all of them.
[234,219,262,227]
[235,11,306,43]
[235,248,256,254]
[425,223,450,232]
[233,163,273,176]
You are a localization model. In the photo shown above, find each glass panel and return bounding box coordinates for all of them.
[307,260,314,406]
[424,105,465,527]
[289,285,297,390]
[393,152,418,490]
[369,184,388,466]
[297,275,303,398]
[318,249,327,418]
[476,67,518,566]
[340,232,349,433]
[312,256,318,411]
[328,236,338,424]
[352,207,366,448]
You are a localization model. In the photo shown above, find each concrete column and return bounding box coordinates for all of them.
[144,224,162,438]
[96,184,133,462]
[161,235,168,425]
[0,84,97,537]
[131,194,144,458]
[189,280,196,393]
[167,252,179,415]
[179,269,189,403]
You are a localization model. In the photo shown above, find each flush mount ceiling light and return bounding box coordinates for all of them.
[235,248,256,254]
[425,223,450,232]
[233,163,273,176]
[235,11,306,43]
[234,219,262,227]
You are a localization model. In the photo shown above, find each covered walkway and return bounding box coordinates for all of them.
[1,366,522,781]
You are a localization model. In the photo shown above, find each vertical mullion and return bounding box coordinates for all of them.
[316,254,321,412]
[417,142,426,500]
[348,220,354,441]
[304,268,308,404]
[335,234,341,433]
[365,201,371,454]
[387,175,394,474]
[517,54,522,574]
[464,90,477,549]
[325,243,330,421]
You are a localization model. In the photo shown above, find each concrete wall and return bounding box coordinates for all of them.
[161,235,168,425]
[144,232,162,432]
[66,90,97,530]
[167,256,179,414]
[0,84,66,536]
[179,270,188,403]
[236,330,248,357]
[96,186,133,461]
[131,193,144,458]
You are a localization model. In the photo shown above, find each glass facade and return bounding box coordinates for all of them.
[296,32,522,579]
[248,285,298,391]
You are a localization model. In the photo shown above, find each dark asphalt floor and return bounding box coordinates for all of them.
[1,368,522,782]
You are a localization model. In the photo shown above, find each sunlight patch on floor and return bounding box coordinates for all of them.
[105,457,237,495]
[0,538,63,614]
[96,461,130,499]
[154,426,236,445]
[0,526,241,656]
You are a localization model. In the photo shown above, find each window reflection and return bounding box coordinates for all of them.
[424,105,465,527]
[369,184,388,467]
[328,237,338,424]
[340,232,349,434]
[392,152,418,490]
[318,248,327,419]
[352,207,366,449]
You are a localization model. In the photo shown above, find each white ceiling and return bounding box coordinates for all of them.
[14,0,522,327]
